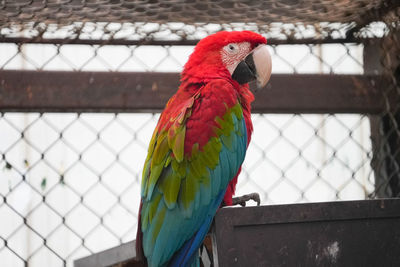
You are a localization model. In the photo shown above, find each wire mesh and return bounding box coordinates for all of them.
[0,0,386,45]
[0,0,383,25]
[0,111,374,267]
[0,42,364,73]
[0,1,399,266]
[0,41,372,267]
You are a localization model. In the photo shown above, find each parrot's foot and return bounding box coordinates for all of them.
[232,192,260,207]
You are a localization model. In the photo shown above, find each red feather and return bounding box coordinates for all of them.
[182,31,267,85]
[170,31,262,205]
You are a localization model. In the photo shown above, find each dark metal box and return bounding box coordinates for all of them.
[212,199,400,267]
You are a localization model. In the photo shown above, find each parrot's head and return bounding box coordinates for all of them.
[182,31,272,88]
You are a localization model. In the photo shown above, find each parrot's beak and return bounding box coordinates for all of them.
[231,44,272,88]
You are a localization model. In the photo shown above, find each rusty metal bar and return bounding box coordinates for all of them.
[0,70,388,114]
[364,39,389,198]
[0,36,375,46]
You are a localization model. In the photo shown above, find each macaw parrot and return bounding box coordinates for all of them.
[136,31,272,267]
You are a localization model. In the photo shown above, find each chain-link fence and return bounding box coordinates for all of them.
[0,1,399,267]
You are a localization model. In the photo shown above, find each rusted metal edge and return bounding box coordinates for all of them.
[73,240,140,267]
[0,70,389,114]
[215,199,400,227]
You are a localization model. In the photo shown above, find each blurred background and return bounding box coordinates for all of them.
[0,1,399,266]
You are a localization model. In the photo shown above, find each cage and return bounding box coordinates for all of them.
[0,0,399,266]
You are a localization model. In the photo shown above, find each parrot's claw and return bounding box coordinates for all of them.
[232,192,260,207]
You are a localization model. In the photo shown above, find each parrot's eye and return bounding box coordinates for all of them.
[224,43,239,54]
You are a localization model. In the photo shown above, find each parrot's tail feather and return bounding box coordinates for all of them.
[190,254,200,267]
[136,202,146,263]
[168,210,212,267]
[168,190,225,267]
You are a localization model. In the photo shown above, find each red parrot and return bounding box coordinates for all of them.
[136,31,272,267]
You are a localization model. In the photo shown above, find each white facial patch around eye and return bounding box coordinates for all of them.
[223,43,239,54]
[221,42,251,75]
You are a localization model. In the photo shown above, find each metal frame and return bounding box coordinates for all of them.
[0,37,374,46]
[0,70,389,114]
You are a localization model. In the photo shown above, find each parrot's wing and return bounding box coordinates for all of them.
[140,79,248,267]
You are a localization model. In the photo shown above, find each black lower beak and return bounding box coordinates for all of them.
[231,53,257,85]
